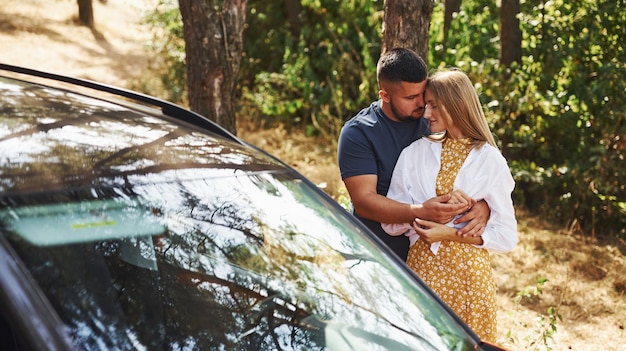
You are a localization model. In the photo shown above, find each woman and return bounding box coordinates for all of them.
[382,69,518,342]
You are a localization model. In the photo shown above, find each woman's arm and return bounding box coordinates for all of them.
[412,218,484,245]
[458,150,518,252]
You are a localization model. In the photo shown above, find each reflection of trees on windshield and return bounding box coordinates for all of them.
[144,178,340,349]
[0,78,283,196]
[89,129,185,171]
[137,179,322,348]
[147,175,442,350]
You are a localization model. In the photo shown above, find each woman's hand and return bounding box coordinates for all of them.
[412,218,456,244]
[448,189,476,206]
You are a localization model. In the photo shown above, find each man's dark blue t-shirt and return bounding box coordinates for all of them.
[337,100,430,260]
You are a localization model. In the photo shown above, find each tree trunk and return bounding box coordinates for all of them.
[77,0,94,28]
[443,0,461,47]
[382,0,434,59]
[284,0,302,37]
[178,0,248,135]
[499,0,522,66]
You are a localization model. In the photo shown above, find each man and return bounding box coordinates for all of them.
[337,48,488,260]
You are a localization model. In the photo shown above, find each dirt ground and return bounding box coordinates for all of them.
[1,1,625,350]
[0,0,153,86]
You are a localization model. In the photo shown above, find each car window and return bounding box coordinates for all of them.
[1,172,476,350]
[0,74,480,350]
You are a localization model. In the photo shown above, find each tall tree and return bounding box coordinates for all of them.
[382,0,434,58]
[178,0,247,135]
[77,0,94,28]
[284,0,302,37]
[443,0,462,47]
[499,0,522,65]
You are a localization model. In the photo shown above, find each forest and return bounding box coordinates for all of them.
[2,0,625,349]
[142,0,626,242]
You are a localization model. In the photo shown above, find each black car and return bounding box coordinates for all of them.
[0,64,506,350]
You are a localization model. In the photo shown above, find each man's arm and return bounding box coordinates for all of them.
[343,174,469,224]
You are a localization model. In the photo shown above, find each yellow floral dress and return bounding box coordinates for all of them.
[405,138,497,342]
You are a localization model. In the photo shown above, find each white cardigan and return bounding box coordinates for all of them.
[382,137,518,254]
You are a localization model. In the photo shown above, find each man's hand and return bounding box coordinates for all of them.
[413,194,470,223]
[454,200,490,237]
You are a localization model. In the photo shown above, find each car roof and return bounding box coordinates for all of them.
[0,64,291,201]
[0,64,237,140]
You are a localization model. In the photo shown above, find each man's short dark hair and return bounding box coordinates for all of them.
[376,48,428,84]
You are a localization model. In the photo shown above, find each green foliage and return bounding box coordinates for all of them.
[510,0,625,237]
[429,0,499,67]
[336,186,351,212]
[429,0,626,238]
[142,0,187,104]
[514,277,548,304]
[508,277,562,351]
[241,0,383,139]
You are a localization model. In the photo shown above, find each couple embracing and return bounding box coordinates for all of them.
[337,47,518,343]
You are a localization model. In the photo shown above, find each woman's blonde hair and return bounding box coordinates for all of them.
[426,69,497,149]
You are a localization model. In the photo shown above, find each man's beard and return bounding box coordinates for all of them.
[390,103,424,122]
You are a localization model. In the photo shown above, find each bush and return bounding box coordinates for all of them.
[240,0,383,141]
[430,0,626,237]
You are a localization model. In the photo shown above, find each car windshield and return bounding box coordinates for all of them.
[0,75,478,350]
